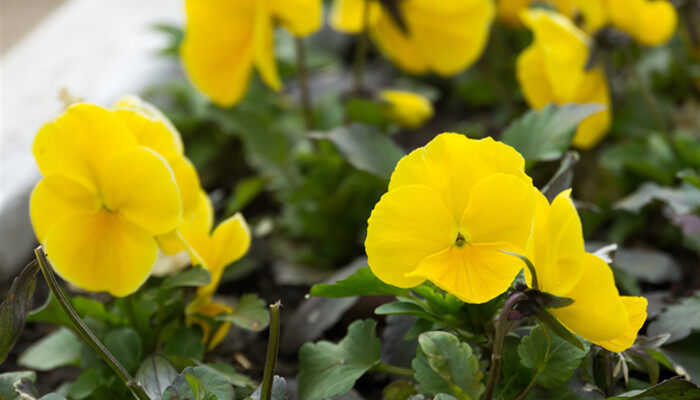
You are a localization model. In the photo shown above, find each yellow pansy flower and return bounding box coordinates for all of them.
[330,0,495,76]
[30,104,182,296]
[526,190,647,352]
[602,0,677,46]
[181,0,323,107]
[516,9,611,150]
[365,133,537,303]
[379,89,434,129]
[497,0,575,27]
[182,192,252,349]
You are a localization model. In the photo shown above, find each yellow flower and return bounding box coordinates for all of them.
[182,192,251,349]
[526,190,647,352]
[30,104,182,296]
[365,133,537,303]
[181,0,323,107]
[379,90,434,129]
[516,9,611,150]
[602,0,677,46]
[497,0,575,27]
[330,0,495,76]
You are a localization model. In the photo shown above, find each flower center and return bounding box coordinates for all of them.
[455,232,466,247]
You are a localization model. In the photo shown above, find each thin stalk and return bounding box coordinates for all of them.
[352,0,371,93]
[34,247,150,400]
[482,291,526,400]
[260,301,282,400]
[513,372,539,400]
[604,349,614,397]
[369,362,415,379]
[624,49,668,134]
[294,37,314,130]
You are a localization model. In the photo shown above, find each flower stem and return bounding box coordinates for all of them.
[294,37,314,130]
[34,246,150,400]
[369,362,415,379]
[260,301,282,400]
[482,291,526,400]
[513,372,539,400]
[352,0,371,94]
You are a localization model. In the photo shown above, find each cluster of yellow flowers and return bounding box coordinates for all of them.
[30,97,251,348]
[366,133,647,352]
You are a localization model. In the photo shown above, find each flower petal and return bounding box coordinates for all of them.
[550,253,629,342]
[253,3,282,91]
[571,69,611,150]
[181,0,256,106]
[330,0,382,33]
[33,103,137,191]
[30,175,101,243]
[113,109,183,161]
[594,296,647,352]
[516,45,555,109]
[370,12,430,75]
[407,242,524,303]
[389,133,530,221]
[101,147,181,236]
[365,184,457,288]
[270,0,322,37]
[206,213,252,292]
[169,156,202,219]
[44,210,157,296]
[460,173,536,247]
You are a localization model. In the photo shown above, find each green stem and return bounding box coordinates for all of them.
[34,247,151,400]
[513,372,539,400]
[260,301,282,400]
[604,349,614,397]
[352,0,371,93]
[482,291,526,400]
[294,37,314,130]
[369,362,415,379]
[624,48,668,134]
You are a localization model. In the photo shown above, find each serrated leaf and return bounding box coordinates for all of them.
[18,327,83,371]
[0,260,39,363]
[136,355,179,399]
[298,319,381,400]
[311,124,405,178]
[215,294,270,331]
[607,376,700,399]
[246,375,286,400]
[517,325,589,388]
[162,267,211,290]
[162,366,234,400]
[411,331,483,399]
[310,267,410,298]
[502,103,605,162]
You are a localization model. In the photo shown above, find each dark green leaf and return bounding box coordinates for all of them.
[18,327,83,371]
[517,325,589,388]
[375,302,436,322]
[502,103,605,161]
[534,308,585,350]
[104,327,142,373]
[298,319,381,400]
[69,368,105,400]
[309,267,410,298]
[162,366,234,400]
[382,380,419,400]
[29,292,120,327]
[226,176,269,214]
[164,327,206,361]
[0,260,39,363]
[541,152,580,202]
[215,294,270,332]
[162,267,211,290]
[246,375,286,400]
[648,293,700,343]
[136,355,179,399]
[345,97,387,126]
[608,377,700,399]
[411,331,483,399]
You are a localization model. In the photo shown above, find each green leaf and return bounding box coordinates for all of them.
[104,327,142,373]
[309,267,410,298]
[648,292,700,343]
[0,371,36,400]
[69,368,105,400]
[225,176,268,215]
[312,124,405,178]
[162,267,212,290]
[29,292,121,328]
[517,325,589,388]
[246,376,286,400]
[162,366,234,400]
[215,294,270,332]
[540,151,579,202]
[382,380,419,400]
[375,301,436,322]
[204,363,256,389]
[39,395,69,400]
[411,331,483,400]
[534,308,585,350]
[502,103,605,161]
[136,355,179,399]
[164,327,206,361]
[18,327,83,371]
[345,97,387,126]
[608,377,700,399]
[298,319,381,400]
[12,377,38,399]
[0,260,39,363]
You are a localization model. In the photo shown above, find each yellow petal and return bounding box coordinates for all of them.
[44,210,157,296]
[605,0,677,46]
[253,3,282,91]
[33,103,137,191]
[181,0,256,106]
[497,0,531,27]
[571,68,611,150]
[179,191,216,267]
[365,184,456,288]
[113,109,183,161]
[330,0,382,33]
[270,0,323,37]
[370,11,430,75]
[205,213,252,294]
[460,173,536,247]
[380,90,434,129]
[389,134,530,221]
[101,147,181,236]
[30,175,101,243]
[407,242,525,303]
[169,156,202,219]
[550,253,628,342]
[594,296,647,352]
[516,46,554,109]
[574,0,608,32]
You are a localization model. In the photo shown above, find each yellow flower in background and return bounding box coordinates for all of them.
[379,90,434,129]
[526,190,647,352]
[365,133,537,303]
[516,9,611,150]
[497,0,575,27]
[182,192,251,349]
[181,0,323,107]
[31,104,182,296]
[331,0,495,76]
[603,0,677,46]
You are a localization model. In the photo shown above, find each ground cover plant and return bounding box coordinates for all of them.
[1,0,699,399]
